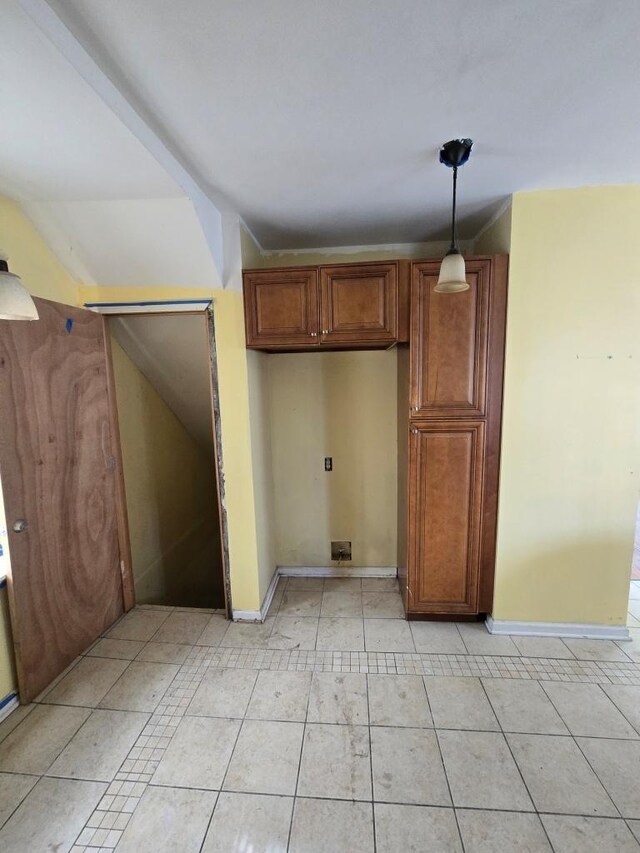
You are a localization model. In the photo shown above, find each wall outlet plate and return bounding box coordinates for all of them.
[331,540,352,561]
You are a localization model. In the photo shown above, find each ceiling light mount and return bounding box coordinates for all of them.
[435,138,473,294]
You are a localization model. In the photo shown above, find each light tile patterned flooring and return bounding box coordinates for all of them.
[0,577,639,851]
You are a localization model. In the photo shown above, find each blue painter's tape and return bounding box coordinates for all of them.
[65,318,73,333]
[0,691,17,712]
[0,577,6,589]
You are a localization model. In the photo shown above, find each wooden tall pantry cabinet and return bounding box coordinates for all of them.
[243,255,508,619]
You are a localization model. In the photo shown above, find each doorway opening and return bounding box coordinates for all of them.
[107,310,229,614]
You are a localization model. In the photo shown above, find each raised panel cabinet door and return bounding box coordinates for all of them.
[244,268,319,348]
[410,259,490,417]
[320,263,397,344]
[407,421,484,614]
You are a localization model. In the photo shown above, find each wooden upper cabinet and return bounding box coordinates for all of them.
[319,263,397,344]
[407,420,484,614]
[244,268,319,348]
[410,259,490,418]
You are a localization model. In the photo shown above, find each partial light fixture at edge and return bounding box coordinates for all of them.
[435,138,473,294]
[0,256,39,321]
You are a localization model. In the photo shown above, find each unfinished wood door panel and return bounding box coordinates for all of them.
[0,298,124,702]
[410,259,490,418]
[407,421,484,614]
[320,263,397,344]
[244,268,319,348]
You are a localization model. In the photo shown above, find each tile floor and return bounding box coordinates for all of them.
[0,576,639,851]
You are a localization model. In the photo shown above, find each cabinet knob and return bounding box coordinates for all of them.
[310,332,317,337]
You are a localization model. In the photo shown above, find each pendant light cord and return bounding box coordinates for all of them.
[450,166,458,251]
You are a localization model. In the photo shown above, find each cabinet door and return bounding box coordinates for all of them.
[244,269,319,348]
[320,263,397,344]
[407,421,484,615]
[410,260,489,417]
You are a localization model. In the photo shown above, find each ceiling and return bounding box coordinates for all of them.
[4,0,640,250]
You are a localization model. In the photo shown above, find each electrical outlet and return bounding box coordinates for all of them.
[324,457,332,471]
[331,540,351,561]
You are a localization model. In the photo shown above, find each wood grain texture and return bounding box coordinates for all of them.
[407,421,485,614]
[0,298,123,701]
[243,268,319,348]
[319,262,397,344]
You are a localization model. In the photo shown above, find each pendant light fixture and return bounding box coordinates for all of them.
[435,138,473,293]
[0,256,39,321]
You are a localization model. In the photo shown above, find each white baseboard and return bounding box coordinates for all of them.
[0,693,18,724]
[486,616,630,641]
[232,566,398,623]
[278,566,397,578]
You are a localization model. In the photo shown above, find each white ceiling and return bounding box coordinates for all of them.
[110,314,214,453]
[5,0,640,251]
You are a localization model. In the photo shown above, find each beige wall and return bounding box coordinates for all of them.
[111,338,222,607]
[268,350,398,568]
[493,187,640,626]
[474,204,512,255]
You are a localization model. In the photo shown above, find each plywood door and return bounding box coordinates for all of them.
[320,263,397,344]
[0,298,124,702]
[410,260,490,418]
[243,268,319,348]
[407,421,485,614]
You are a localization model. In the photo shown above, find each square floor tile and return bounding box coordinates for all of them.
[307,672,368,725]
[362,592,404,618]
[116,785,215,853]
[368,674,432,728]
[512,636,576,659]
[457,809,551,852]
[187,668,257,718]
[152,716,240,789]
[371,726,450,806]
[135,641,190,665]
[507,733,616,816]
[0,704,90,774]
[541,681,637,738]
[289,798,374,853]
[425,676,499,731]
[0,705,34,745]
[106,609,170,641]
[280,589,322,617]
[286,576,325,590]
[47,708,148,782]
[601,684,640,733]
[457,623,520,656]
[43,657,129,707]
[362,577,399,592]
[482,678,568,734]
[223,720,303,796]
[202,791,293,853]
[298,723,371,800]
[438,730,533,811]
[246,670,311,722]
[0,777,106,853]
[86,638,146,660]
[220,618,275,648]
[316,617,365,651]
[99,661,179,712]
[0,773,38,830]
[151,611,211,644]
[324,577,362,591]
[620,629,640,662]
[541,814,640,853]
[562,638,631,662]
[364,618,415,652]
[321,589,363,617]
[577,737,640,818]
[410,621,466,654]
[196,615,230,647]
[375,803,462,853]
[268,615,318,650]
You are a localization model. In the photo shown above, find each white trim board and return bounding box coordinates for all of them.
[486,616,630,641]
[84,300,212,315]
[232,566,398,622]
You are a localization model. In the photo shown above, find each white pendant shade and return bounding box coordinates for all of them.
[0,270,39,321]
[434,251,470,293]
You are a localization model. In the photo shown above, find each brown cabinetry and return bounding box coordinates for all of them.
[243,262,399,350]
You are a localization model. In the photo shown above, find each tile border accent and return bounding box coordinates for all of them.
[486,617,631,641]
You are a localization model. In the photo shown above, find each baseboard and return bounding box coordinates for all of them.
[0,692,18,724]
[277,566,398,578]
[232,566,281,623]
[486,616,631,641]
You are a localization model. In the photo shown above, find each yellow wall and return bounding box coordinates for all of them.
[111,338,221,606]
[493,187,640,626]
[268,350,398,567]
[474,204,512,255]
